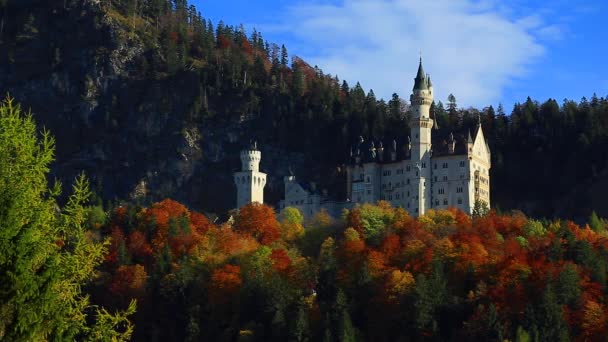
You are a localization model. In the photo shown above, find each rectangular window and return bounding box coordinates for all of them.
[458,198,463,204]
[443,176,448,181]
[443,199,448,205]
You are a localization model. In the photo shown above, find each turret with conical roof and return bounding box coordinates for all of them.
[413,58,428,90]
[409,57,434,216]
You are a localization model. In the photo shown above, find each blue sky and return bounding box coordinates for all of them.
[192,0,607,110]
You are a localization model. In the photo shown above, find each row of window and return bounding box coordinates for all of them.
[235,175,264,185]
[434,198,463,206]
[433,161,467,169]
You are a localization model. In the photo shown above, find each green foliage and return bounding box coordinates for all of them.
[589,211,604,232]
[0,97,133,341]
[414,260,447,335]
[535,285,570,342]
[524,219,547,237]
[515,326,531,342]
[472,200,490,218]
[86,204,107,229]
[357,204,395,245]
[556,264,581,307]
[281,206,304,225]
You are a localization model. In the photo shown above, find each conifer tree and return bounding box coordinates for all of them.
[0,97,134,341]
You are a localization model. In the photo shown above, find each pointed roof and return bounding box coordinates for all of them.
[413,58,429,91]
[416,57,425,79]
[467,129,473,144]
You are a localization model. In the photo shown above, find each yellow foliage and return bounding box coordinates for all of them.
[404,239,426,256]
[386,269,415,301]
[418,209,457,231]
[309,208,333,230]
[344,227,361,242]
[280,222,304,242]
[434,237,457,260]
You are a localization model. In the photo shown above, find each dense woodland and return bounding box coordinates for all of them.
[3,0,608,340]
[3,97,608,341]
[3,0,608,217]
[107,0,608,218]
[92,198,608,341]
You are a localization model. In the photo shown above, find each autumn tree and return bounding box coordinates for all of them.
[234,203,280,244]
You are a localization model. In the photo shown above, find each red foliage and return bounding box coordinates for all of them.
[234,203,280,245]
[241,40,253,55]
[169,31,179,43]
[270,249,292,274]
[381,234,401,261]
[128,230,153,261]
[106,227,126,264]
[217,34,231,49]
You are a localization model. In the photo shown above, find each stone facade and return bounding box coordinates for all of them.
[345,59,491,216]
[257,60,491,218]
[234,143,267,208]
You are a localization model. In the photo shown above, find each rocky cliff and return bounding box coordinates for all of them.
[0,0,330,214]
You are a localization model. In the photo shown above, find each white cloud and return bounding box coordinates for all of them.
[273,0,550,107]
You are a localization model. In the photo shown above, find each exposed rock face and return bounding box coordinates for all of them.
[0,0,312,214]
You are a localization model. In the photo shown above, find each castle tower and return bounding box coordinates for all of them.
[409,58,434,215]
[234,142,267,209]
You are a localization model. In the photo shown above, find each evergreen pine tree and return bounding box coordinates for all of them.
[0,97,135,341]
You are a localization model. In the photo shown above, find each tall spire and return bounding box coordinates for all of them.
[413,56,428,90]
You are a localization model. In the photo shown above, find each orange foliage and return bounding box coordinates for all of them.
[145,199,190,232]
[110,264,148,299]
[234,203,280,245]
[190,211,212,234]
[367,250,388,278]
[581,300,608,340]
[345,208,364,235]
[209,264,242,304]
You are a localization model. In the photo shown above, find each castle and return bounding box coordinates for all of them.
[235,59,491,217]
